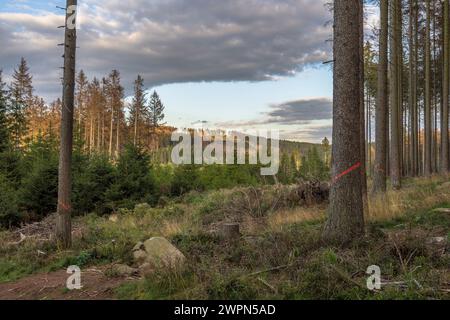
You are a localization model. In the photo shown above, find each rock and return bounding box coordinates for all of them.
[112,264,138,276]
[132,241,144,251]
[138,262,154,276]
[132,241,147,263]
[109,214,119,222]
[133,249,148,264]
[425,237,448,256]
[133,237,186,274]
[426,237,446,244]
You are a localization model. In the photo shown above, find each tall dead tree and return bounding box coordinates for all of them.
[56,0,77,248]
[373,0,389,194]
[323,0,365,243]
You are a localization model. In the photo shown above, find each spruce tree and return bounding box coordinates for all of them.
[0,70,10,153]
[9,58,33,148]
[148,91,165,129]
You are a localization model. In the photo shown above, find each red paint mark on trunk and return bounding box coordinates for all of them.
[58,201,71,211]
[332,162,362,184]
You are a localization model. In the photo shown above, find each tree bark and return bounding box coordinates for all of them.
[323,0,365,243]
[409,0,418,176]
[390,0,402,189]
[56,0,77,249]
[425,0,432,176]
[442,0,449,174]
[373,0,388,194]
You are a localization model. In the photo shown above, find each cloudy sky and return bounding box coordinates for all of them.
[0,0,369,142]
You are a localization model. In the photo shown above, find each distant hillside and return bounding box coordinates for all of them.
[148,128,328,164]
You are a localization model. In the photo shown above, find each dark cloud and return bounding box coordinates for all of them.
[216,97,332,127]
[214,97,332,142]
[0,0,332,101]
[267,97,332,124]
[280,124,332,142]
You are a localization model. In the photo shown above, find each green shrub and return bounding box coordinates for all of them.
[73,154,115,215]
[0,173,19,228]
[105,144,155,210]
[19,157,58,220]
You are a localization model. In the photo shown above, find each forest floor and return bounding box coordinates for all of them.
[0,265,131,300]
[0,177,449,300]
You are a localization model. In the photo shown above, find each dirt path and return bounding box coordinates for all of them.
[0,266,133,300]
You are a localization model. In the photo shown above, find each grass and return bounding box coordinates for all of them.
[0,177,449,299]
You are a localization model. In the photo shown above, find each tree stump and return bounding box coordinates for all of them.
[220,223,240,240]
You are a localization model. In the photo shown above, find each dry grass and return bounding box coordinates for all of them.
[368,176,450,222]
[267,206,325,231]
[266,176,450,229]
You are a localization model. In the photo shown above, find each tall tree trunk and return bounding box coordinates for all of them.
[397,1,404,178]
[360,2,368,217]
[410,0,418,176]
[390,0,402,189]
[116,109,120,158]
[425,0,432,176]
[441,0,449,174]
[432,0,438,172]
[373,0,389,193]
[323,0,365,243]
[56,0,77,249]
[109,105,114,157]
[134,107,139,146]
[415,0,420,175]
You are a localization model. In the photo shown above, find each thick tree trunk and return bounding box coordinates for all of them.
[323,0,365,243]
[442,0,449,174]
[56,0,77,249]
[425,0,432,176]
[373,0,389,194]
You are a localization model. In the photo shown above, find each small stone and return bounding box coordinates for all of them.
[109,214,119,222]
[112,264,138,276]
[426,237,446,245]
[132,241,144,252]
[133,249,147,264]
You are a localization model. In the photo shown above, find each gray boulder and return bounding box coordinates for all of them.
[132,237,186,275]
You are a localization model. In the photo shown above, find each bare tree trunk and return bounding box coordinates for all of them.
[109,104,114,158]
[134,107,139,146]
[116,109,120,158]
[397,1,403,178]
[425,0,432,176]
[373,0,389,194]
[432,0,438,172]
[410,0,418,176]
[56,0,77,249]
[323,0,365,243]
[442,0,449,174]
[390,0,402,189]
[415,0,420,175]
[360,2,368,216]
